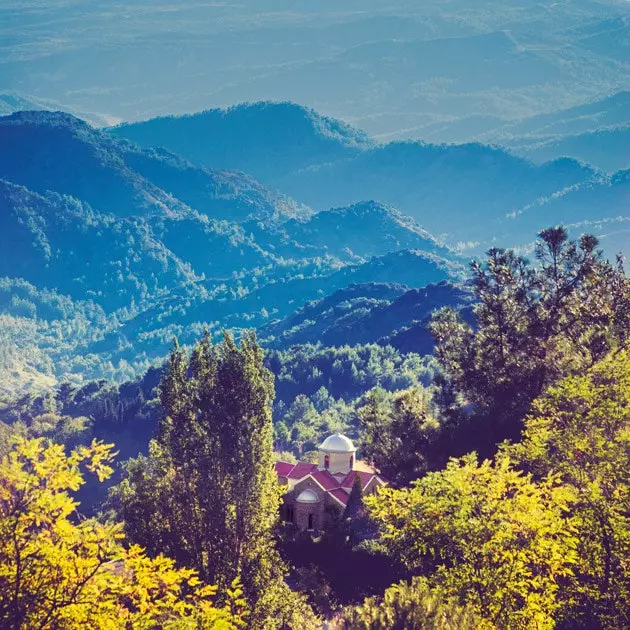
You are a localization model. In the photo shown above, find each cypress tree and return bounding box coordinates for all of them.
[344,474,364,521]
[112,331,319,629]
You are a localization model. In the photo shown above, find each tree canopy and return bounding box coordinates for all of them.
[430,227,630,454]
[366,452,578,628]
[110,332,319,630]
[0,436,246,630]
[508,348,630,629]
[358,387,439,486]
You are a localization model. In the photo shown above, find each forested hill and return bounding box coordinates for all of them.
[113,102,375,181]
[0,109,464,396]
[113,102,629,253]
[260,281,473,354]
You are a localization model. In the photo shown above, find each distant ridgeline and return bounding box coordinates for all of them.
[113,101,630,254]
[0,103,627,402]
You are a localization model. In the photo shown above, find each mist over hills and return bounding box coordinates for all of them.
[514,125,630,174]
[4,0,629,141]
[3,0,629,152]
[498,92,630,140]
[115,102,628,251]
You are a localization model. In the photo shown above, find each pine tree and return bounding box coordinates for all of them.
[430,226,630,454]
[343,473,377,547]
[342,577,481,630]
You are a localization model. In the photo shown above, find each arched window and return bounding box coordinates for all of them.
[308,514,314,531]
[324,455,330,469]
[286,506,294,523]
[349,455,354,469]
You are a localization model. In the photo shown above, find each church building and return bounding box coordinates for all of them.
[275,433,387,533]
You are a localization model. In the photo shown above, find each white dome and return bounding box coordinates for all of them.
[319,433,356,453]
[296,489,319,503]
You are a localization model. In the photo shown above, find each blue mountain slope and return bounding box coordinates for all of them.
[282,201,451,260]
[260,280,473,352]
[0,180,196,310]
[112,102,374,182]
[0,110,308,224]
[0,109,464,391]
[277,143,598,242]
[115,102,602,244]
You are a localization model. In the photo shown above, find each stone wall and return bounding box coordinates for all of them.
[284,477,325,532]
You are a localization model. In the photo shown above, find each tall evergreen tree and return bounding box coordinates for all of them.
[430,227,630,454]
[342,473,377,547]
[344,475,364,521]
[110,331,319,629]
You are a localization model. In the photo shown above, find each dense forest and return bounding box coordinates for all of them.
[3,1,630,626]
[2,226,629,628]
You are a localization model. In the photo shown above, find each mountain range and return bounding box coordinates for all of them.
[2,100,628,398]
[114,102,629,254]
[0,109,467,396]
[4,0,629,145]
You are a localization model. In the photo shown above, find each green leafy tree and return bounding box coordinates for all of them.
[274,421,290,450]
[366,452,578,629]
[299,449,320,464]
[508,349,630,629]
[274,450,297,464]
[340,577,481,630]
[358,387,439,486]
[430,227,630,451]
[111,332,319,630]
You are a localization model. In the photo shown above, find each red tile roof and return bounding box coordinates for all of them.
[329,488,349,506]
[310,470,340,491]
[275,461,295,477]
[286,462,318,480]
[340,470,376,489]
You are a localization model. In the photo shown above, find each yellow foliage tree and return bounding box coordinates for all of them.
[0,437,247,630]
[509,349,630,628]
[340,576,481,629]
[366,453,578,629]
